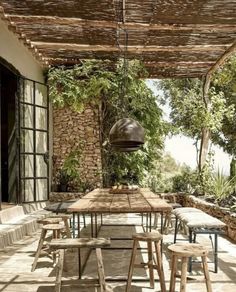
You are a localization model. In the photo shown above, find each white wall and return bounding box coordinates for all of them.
[0,18,44,82]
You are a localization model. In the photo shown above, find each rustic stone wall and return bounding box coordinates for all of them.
[53,104,103,190]
[169,193,236,242]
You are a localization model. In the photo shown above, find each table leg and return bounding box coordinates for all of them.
[174,217,178,243]
[160,212,164,253]
[149,213,152,232]
[78,248,81,279]
[77,213,80,238]
[73,213,76,238]
[91,213,94,237]
[95,213,98,237]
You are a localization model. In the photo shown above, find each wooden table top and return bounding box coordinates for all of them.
[67,188,172,213]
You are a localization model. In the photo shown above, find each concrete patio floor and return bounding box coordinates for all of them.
[0,213,235,292]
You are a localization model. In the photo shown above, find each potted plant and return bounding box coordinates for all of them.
[56,149,81,192]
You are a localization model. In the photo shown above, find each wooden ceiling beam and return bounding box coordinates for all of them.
[6,15,236,33]
[32,42,230,53]
[144,61,215,67]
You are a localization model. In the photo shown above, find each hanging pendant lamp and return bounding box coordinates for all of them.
[109,118,144,151]
[109,0,145,152]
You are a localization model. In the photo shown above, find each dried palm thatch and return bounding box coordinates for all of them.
[0,0,236,77]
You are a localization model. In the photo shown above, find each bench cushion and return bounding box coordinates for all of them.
[173,207,226,229]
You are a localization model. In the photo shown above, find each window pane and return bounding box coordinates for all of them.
[22,179,34,202]
[21,130,34,153]
[36,155,47,177]
[36,179,48,200]
[35,83,47,106]
[23,80,34,103]
[36,107,47,130]
[36,131,47,153]
[21,104,33,128]
[21,155,34,178]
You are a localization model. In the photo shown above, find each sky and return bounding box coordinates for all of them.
[145,80,232,175]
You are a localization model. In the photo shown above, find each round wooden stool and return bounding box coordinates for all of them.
[31,224,64,272]
[37,217,62,225]
[168,243,212,292]
[48,214,72,238]
[126,231,166,292]
[37,215,72,238]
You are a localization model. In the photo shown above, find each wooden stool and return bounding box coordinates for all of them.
[37,217,62,225]
[126,231,166,292]
[49,237,111,292]
[31,224,64,272]
[47,214,72,238]
[168,243,212,292]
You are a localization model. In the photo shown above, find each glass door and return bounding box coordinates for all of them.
[17,77,49,202]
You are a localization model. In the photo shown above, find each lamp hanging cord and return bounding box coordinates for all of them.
[115,0,129,116]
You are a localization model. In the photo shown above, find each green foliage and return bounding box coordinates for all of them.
[209,169,235,201]
[211,55,236,155]
[172,166,199,193]
[48,60,166,187]
[158,78,234,141]
[57,148,82,187]
[48,60,114,112]
[158,55,236,159]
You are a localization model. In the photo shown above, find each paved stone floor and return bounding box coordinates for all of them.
[0,213,236,291]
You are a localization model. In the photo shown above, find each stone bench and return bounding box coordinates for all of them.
[173,207,226,273]
[0,205,52,249]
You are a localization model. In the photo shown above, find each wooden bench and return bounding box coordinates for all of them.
[49,237,111,292]
[173,207,226,273]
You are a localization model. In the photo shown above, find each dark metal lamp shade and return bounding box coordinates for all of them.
[109,118,145,152]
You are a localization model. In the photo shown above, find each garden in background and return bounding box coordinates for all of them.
[48,55,236,212]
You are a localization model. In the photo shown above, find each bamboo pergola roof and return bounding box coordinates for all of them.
[0,0,236,78]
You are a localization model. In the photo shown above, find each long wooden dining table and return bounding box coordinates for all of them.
[68,188,171,232]
[68,188,172,234]
[67,188,172,279]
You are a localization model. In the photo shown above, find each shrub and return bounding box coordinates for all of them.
[172,167,199,193]
[209,169,235,201]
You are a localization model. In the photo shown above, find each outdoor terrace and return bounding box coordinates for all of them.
[0,212,235,292]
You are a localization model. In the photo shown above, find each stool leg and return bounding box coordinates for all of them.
[154,241,166,292]
[52,230,61,265]
[126,239,138,292]
[147,241,155,288]
[95,248,107,292]
[169,254,177,292]
[55,249,64,292]
[31,229,47,272]
[63,218,71,238]
[201,256,213,292]
[180,257,188,292]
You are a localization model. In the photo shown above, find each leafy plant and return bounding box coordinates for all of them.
[172,166,199,193]
[209,169,235,201]
[57,149,81,191]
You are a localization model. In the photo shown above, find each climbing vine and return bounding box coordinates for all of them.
[48,60,167,186]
